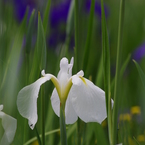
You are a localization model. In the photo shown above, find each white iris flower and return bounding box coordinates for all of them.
[0,105,17,145]
[17,57,113,130]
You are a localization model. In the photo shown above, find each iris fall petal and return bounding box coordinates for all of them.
[17,76,51,129]
[0,105,17,145]
[70,78,108,123]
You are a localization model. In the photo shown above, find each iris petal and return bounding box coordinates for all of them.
[17,76,51,129]
[70,78,109,124]
[65,94,78,124]
[51,88,60,117]
[51,88,78,124]
[0,112,17,145]
[68,57,74,77]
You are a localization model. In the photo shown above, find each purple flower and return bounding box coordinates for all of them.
[13,0,36,22]
[132,42,145,61]
[85,0,109,19]
[48,0,109,48]
[48,0,71,47]
[50,1,71,28]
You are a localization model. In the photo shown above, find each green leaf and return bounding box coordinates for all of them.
[60,0,75,57]
[66,0,75,38]
[111,54,131,92]
[112,0,125,144]
[101,0,112,144]
[37,12,47,71]
[43,0,51,35]
[133,60,145,88]
[83,0,95,72]
[25,9,35,54]
[0,8,28,110]
[95,54,103,87]
[24,128,61,145]
[24,9,36,85]
[74,0,79,72]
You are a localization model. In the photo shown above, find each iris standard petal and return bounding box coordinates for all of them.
[0,112,17,145]
[17,76,51,129]
[68,57,74,77]
[70,77,107,124]
[51,88,78,124]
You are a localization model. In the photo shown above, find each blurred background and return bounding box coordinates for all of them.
[0,0,145,144]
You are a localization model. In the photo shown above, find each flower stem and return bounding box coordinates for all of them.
[60,103,67,145]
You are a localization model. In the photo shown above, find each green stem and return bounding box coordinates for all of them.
[112,0,125,144]
[41,87,45,145]
[60,103,67,145]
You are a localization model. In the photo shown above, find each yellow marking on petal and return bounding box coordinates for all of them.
[51,77,61,100]
[137,135,145,142]
[79,77,87,85]
[130,106,141,115]
[62,78,73,105]
[51,76,73,106]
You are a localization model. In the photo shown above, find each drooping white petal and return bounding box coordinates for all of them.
[17,76,51,129]
[51,88,78,124]
[0,112,17,145]
[70,77,108,124]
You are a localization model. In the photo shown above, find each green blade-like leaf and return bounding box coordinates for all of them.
[112,0,125,144]
[43,0,51,35]
[111,54,131,91]
[24,9,36,85]
[83,0,95,73]
[25,9,35,54]
[37,12,47,70]
[37,12,47,145]
[60,0,75,57]
[24,128,62,145]
[133,60,145,88]
[74,0,79,72]
[0,8,28,111]
[101,0,112,144]
[101,0,110,113]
